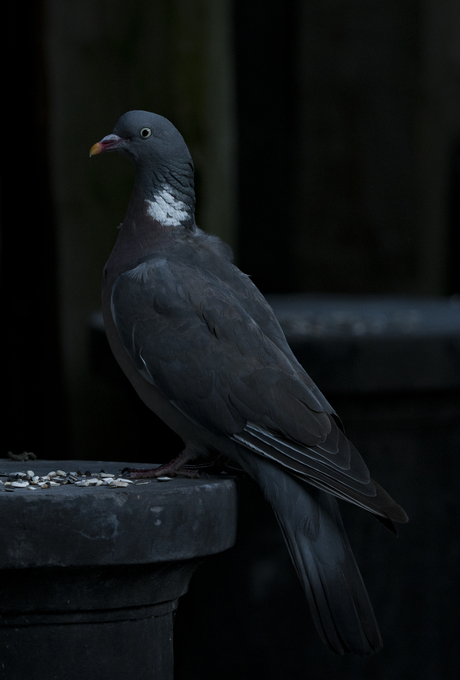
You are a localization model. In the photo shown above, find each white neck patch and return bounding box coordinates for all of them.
[145,186,190,226]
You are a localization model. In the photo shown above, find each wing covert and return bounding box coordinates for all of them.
[110,254,381,507]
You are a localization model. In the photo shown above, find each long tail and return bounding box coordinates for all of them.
[235,453,382,656]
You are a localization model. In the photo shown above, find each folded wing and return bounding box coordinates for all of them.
[111,254,407,525]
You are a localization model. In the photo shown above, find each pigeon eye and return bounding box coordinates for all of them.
[139,127,152,139]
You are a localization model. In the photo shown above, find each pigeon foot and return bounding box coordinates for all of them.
[123,451,199,479]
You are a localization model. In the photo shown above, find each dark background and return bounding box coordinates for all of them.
[3,0,460,461]
[1,1,460,678]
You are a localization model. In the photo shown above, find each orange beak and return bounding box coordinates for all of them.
[89,142,103,157]
[89,134,123,157]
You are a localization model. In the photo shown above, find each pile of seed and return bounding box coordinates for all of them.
[0,469,173,492]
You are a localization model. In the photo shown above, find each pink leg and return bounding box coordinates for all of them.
[123,450,199,479]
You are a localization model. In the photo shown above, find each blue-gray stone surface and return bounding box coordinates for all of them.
[0,460,237,568]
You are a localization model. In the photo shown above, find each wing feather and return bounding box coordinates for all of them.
[111,251,407,524]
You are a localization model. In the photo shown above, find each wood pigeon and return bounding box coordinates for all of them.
[90,111,408,656]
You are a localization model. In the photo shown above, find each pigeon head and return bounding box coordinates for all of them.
[90,110,196,228]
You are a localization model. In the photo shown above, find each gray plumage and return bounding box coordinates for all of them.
[91,110,408,656]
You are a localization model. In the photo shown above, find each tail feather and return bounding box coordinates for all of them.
[236,452,382,656]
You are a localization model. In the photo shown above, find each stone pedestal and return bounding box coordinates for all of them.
[0,460,237,680]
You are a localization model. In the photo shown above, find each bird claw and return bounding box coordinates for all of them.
[122,462,199,480]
